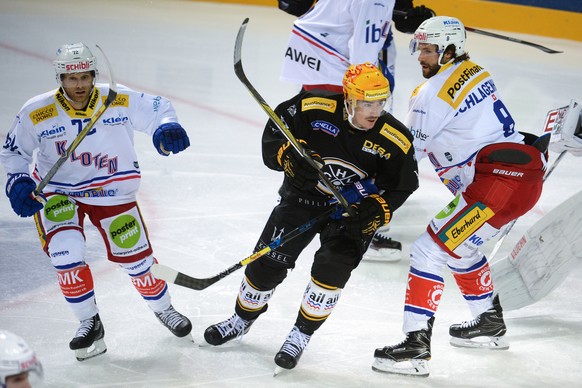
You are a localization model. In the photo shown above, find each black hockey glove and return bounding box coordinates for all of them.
[393,5,436,33]
[342,194,391,240]
[278,0,314,17]
[277,140,324,191]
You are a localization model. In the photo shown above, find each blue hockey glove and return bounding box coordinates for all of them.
[6,173,45,217]
[330,178,379,219]
[153,122,190,156]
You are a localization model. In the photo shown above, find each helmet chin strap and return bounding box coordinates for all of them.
[344,99,367,131]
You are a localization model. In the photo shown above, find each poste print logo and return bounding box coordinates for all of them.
[109,214,140,248]
[44,195,76,222]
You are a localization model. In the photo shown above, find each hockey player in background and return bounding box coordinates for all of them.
[203,63,418,373]
[0,43,192,361]
[0,330,44,388]
[278,0,435,262]
[372,16,549,377]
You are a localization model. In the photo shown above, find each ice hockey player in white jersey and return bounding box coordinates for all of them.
[278,0,435,261]
[371,16,549,377]
[0,43,192,361]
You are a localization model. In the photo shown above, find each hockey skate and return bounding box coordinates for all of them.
[273,326,311,375]
[362,234,402,262]
[203,313,256,346]
[372,317,434,377]
[154,305,192,338]
[449,295,509,349]
[69,314,107,361]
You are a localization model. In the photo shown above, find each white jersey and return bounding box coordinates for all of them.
[0,83,178,205]
[404,60,524,196]
[280,0,395,86]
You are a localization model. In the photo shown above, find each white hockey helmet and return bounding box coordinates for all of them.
[409,16,466,63]
[53,42,98,85]
[0,330,43,387]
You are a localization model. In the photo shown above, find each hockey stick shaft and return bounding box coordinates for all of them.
[488,150,567,261]
[233,18,355,216]
[393,10,562,54]
[151,206,338,290]
[34,44,118,197]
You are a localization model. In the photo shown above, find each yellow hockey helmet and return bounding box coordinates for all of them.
[342,63,390,102]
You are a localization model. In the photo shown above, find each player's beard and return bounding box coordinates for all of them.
[421,62,440,79]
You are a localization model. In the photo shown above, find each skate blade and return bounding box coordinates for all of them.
[75,339,107,361]
[273,366,287,377]
[362,248,402,263]
[450,335,509,350]
[372,358,429,377]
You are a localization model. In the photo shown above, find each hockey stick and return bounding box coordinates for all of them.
[393,10,562,54]
[151,206,338,290]
[488,150,567,262]
[233,18,355,216]
[463,27,562,54]
[34,44,118,198]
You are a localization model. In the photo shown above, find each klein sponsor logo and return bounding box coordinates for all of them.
[39,125,66,138]
[102,116,129,125]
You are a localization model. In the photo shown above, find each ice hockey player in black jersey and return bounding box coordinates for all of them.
[203,63,418,374]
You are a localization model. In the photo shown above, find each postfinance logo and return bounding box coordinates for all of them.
[44,195,76,222]
[110,215,140,248]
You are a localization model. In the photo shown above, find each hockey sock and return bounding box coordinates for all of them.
[55,262,98,321]
[235,276,274,320]
[297,278,341,334]
[403,266,444,332]
[120,256,170,312]
[450,256,494,316]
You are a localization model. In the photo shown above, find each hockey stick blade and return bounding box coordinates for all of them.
[34,44,118,197]
[233,18,355,216]
[151,206,337,291]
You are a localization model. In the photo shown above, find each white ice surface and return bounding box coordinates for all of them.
[1,1,581,387]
